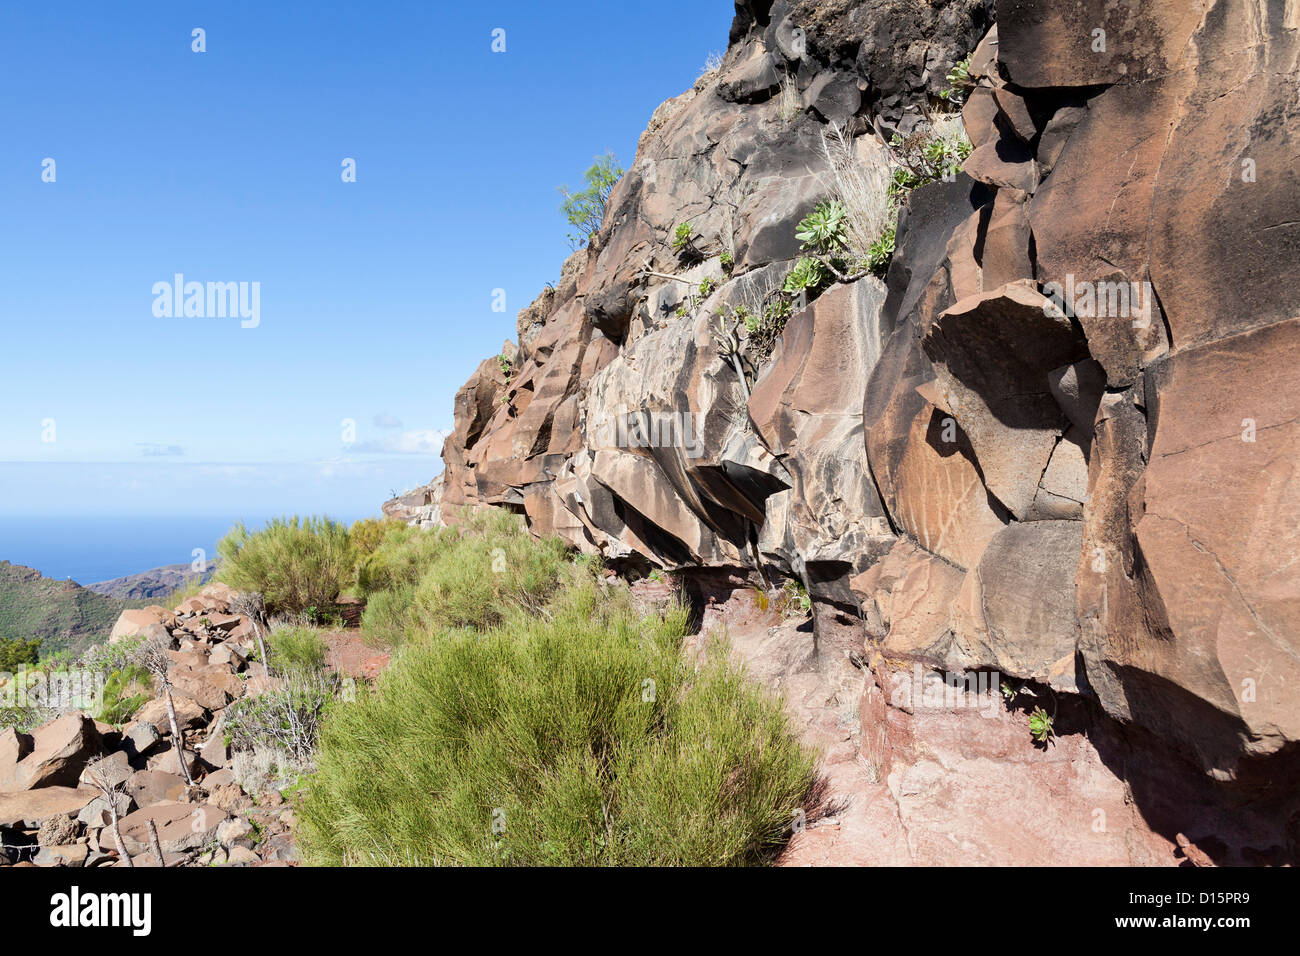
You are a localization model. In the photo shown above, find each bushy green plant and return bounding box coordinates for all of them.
[407,531,568,632]
[216,516,353,615]
[795,200,849,254]
[359,585,418,648]
[96,664,151,725]
[559,151,623,249]
[672,221,693,253]
[0,637,40,671]
[356,525,459,597]
[698,276,715,297]
[720,249,734,272]
[347,517,398,591]
[866,222,896,277]
[267,626,328,673]
[356,513,566,646]
[782,257,826,296]
[939,55,972,104]
[1029,706,1055,744]
[298,576,817,866]
[498,354,514,382]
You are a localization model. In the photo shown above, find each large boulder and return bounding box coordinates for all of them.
[0,787,98,828]
[135,694,207,732]
[0,714,99,791]
[168,663,242,712]
[948,520,1084,690]
[117,801,230,855]
[109,607,172,645]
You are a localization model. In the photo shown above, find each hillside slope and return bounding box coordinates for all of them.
[0,561,128,658]
[86,562,214,601]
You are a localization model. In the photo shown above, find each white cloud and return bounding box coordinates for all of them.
[352,428,450,456]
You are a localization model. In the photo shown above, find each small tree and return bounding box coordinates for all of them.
[558,152,623,249]
[84,755,133,868]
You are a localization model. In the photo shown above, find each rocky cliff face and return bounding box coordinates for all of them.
[411,0,1300,855]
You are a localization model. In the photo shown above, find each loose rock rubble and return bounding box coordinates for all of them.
[0,584,298,868]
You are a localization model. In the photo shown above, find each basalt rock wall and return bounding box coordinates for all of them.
[416,0,1300,794]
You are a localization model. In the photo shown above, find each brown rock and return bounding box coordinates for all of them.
[123,769,188,808]
[117,801,230,855]
[0,787,98,828]
[1113,319,1300,773]
[34,843,89,868]
[949,520,1083,690]
[169,663,242,712]
[109,607,172,645]
[923,281,1090,519]
[0,714,99,791]
[995,0,1206,88]
[135,694,207,732]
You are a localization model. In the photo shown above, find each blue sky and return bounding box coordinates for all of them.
[0,0,734,518]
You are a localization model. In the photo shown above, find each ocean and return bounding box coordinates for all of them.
[0,514,363,586]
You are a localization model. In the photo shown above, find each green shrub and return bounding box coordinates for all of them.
[782,257,826,296]
[96,664,151,725]
[672,221,693,253]
[298,577,817,866]
[0,637,40,671]
[559,151,623,249]
[356,525,459,598]
[216,516,353,615]
[267,626,328,673]
[795,200,849,255]
[357,512,565,646]
[359,585,418,648]
[407,531,568,632]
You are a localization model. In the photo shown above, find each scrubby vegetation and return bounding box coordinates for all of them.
[295,511,819,866]
[357,510,568,645]
[266,625,328,672]
[0,637,40,670]
[216,517,353,615]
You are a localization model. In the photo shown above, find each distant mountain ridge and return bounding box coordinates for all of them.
[86,561,214,600]
[0,560,132,658]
